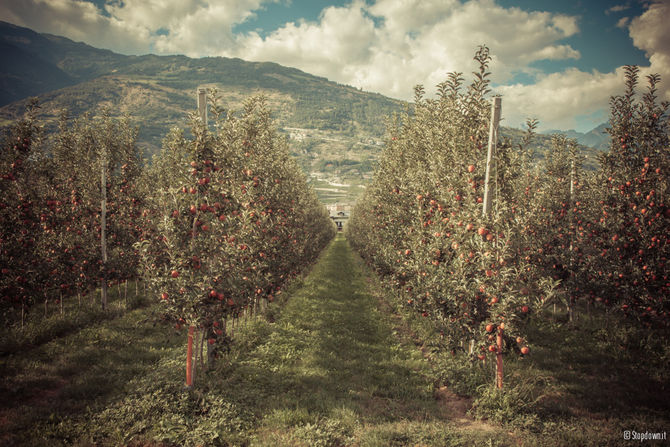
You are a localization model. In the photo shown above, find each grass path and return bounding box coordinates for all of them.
[1,233,515,446]
[220,234,508,446]
[1,234,667,446]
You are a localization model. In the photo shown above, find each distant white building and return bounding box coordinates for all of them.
[283,127,308,141]
[326,203,352,231]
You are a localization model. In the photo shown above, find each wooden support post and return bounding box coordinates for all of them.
[482,97,502,217]
[496,326,504,389]
[197,88,207,127]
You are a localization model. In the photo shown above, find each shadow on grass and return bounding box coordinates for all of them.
[216,235,442,436]
[524,313,670,419]
[0,304,183,444]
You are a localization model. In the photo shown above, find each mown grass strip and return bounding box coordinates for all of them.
[2,234,516,446]
[219,234,511,446]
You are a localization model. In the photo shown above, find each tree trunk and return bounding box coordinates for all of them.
[185,325,195,387]
[199,329,205,370]
[568,296,575,323]
[496,327,504,389]
[207,335,216,368]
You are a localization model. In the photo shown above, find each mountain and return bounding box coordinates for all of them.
[541,123,610,151]
[0,20,402,140]
[0,21,612,203]
[0,39,74,104]
[581,123,610,149]
[502,126,602,171]
[0,21,407,203]
[0,20,128,102]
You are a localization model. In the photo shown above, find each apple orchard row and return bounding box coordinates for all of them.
[1,96,335,380]
[347,54,669,378]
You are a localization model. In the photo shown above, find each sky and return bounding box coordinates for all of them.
[1,0,668,132]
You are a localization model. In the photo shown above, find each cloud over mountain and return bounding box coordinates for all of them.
[1,0,667,131]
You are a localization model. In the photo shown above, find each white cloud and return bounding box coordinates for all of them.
[628,0,670,102]
[367,0,460,33]
[496,0,670,131]
[235,2,376,76]
[0,0,151,54]
[105,0,280,56]
[0,0,279,55]
[0,0,667,131]
[606,4,631,15]
[228,0,582,103]
[616,17,631,28]
[496,68,624,130]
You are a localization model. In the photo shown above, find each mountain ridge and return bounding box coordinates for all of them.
[0,20,611,203]
[540,122,610,151]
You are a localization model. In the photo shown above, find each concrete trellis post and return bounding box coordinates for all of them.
[482,96,502,217]
[568,143,577,322]
[197,88,208,127]
[482,96,503,389]
[100,145,108,311]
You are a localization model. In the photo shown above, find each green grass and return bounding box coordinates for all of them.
[0,280,146,356]
[0,235,512,446]
[2,235,668,446]
[370,273,670,446]
[230,234,448,445]
[0,298,183,446]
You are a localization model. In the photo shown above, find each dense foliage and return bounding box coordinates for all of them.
[0,100,46,322]
[1,92,335,385]
[137,94,335,375]
[596,66,669,320]
[1,103,144,322]
[347,50,669,386]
